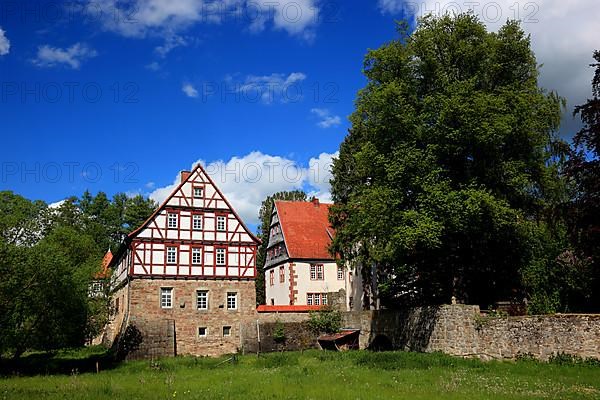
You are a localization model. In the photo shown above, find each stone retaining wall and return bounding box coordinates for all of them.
[116,300,600,361]
[476,313,600,360]
[343,305,600,361]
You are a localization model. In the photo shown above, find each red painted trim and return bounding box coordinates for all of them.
[257,305,322,313]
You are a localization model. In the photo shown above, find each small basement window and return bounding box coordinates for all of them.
[223,326,232,337]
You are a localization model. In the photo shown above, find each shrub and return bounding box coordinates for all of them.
[308,306,342,334]
[272,321,286,345]
[549,352,600,366]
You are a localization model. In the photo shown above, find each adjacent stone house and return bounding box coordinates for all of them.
[104,164,260,357]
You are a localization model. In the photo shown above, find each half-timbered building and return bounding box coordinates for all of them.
[106,165,260,357]
[264,198,370,310]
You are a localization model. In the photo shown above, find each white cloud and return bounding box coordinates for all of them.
[0,27,10,56]
[182,83,199,98]
[88,0,319,41]
[48,200,66,209]
[154,34,188,57]
[145,61,161,71]
[247,0,319,41]
[377,0,600,135]
[148,150,338,225]
[33,43,97,69]
[377,0,405,15]
[228,72,307,104]
[311,108,342,128]
[95,0,205,38]
[306,151,338,202]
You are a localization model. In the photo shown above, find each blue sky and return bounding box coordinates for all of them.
[0,0,598,228]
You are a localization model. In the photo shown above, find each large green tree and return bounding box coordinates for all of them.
[330,14,566,309]
[566,50,600,310]
[0,190,157,356]
[255,190,307,305]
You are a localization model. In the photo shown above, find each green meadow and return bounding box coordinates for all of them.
[2,349,600,399]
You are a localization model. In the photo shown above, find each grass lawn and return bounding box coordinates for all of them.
[1,349,600,399]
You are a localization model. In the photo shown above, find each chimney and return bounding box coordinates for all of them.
[180,170,191,182]
[311,197,319,207]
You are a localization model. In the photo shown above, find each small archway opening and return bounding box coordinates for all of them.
[367,334,393,352]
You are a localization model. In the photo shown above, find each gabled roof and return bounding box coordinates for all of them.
[96,249,113,278]
[274,199,334,260]
[109,163,260,268]
[127,163,260,243]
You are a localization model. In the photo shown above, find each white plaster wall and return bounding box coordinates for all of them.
[265,262,291,305]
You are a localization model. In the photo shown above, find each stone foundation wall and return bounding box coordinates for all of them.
[127,319,176,360]
[241,312,316,353]
[112,283,600,362]
[126,278,257,358]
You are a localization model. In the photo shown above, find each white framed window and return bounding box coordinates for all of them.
[196,290,208,310]
[216,215,226,231]
[167,213,178,229]
[166,247,177,264]
[160,288,173,309]
[222,326,232,337]
[192,248,202,265]
[193,187,204,198]
[91,281,103,293]
[192,214,203,230]
[216,248,226,265]
[307,293,327,306]
[337,265,344,280]
[310,264,324,280]
[198,327,207,337]
[227,292,237,310]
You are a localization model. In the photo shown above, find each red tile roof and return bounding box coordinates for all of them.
[274,199,334,260]
[96,249,113,279]
[256,305,323,313]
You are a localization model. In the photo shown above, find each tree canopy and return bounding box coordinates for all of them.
[0,190,156,357]
[565,50,600,310]
[330,14,569,310]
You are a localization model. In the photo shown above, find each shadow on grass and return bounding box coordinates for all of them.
[0,346,120,377]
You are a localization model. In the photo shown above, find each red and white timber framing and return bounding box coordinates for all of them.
[112,165,260,282]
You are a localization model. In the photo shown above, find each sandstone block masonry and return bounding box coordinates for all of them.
[126,278,257,357]
[344,305,600,361]
[113,292,600,361]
